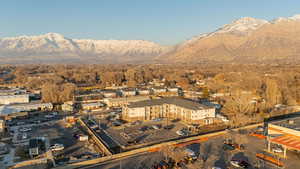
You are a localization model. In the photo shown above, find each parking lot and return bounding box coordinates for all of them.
[109,119,187,147]
[84,124,300,169]
[6,112,102,166]
[181,127,300,169]
[32,120,101,165]
[88,114,191,150]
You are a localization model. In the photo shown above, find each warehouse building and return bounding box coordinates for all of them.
[0,94,29,105]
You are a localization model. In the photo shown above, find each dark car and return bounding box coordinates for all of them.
[140,126,149,131]
[164,124,175,130]
[73,133,80,139]
[223,143,235,151]
[171,119,180,123]
[239,160,251,168]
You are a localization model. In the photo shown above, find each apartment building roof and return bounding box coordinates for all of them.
[127,97,212,110]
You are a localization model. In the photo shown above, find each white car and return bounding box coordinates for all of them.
[50,144,64,151]
[273,147,283,153]
[51,112,58,115]
[212,167,222,169]
[152,125,160,130]
[230,160,241,168]
[185,148,197,160]
[176,130,186,136]
[152,118,162,122]
[19,127,32,132]
[22,133,27,139]
[45,114,55,118]
[17,122,25,125]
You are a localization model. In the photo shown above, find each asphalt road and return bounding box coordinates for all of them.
[82,152,163,169]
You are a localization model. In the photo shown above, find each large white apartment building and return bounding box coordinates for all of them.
[122,97,216,124]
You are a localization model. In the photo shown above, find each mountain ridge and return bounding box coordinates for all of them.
[2,14,300,64]
[158,14,300,63]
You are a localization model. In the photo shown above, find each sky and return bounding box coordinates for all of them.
[1,0,300,45]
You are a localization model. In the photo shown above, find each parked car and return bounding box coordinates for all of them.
[17,122,25,126]
[152,125,161,130]
[78,135,88,141]
[152,118,162,122]
[273,147,283,153]
[185,148,197,160]
[45,114,55,118]
[34,120,41,124]
[171,119,180,123]
[73,133,80,139]
[22,133,27,139]
[230,159,250,168]
[50,144,64,151]
[257,126,264,132]
[51,112,58,116]
[223,143,235,151]
[164,124,175,130]
[140,126,149,131]
[112,121,122,126]
[176,130,188,136]
[19,127,32,132]
[212,167,222,169]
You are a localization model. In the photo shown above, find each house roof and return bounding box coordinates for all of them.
[127,97,213,110]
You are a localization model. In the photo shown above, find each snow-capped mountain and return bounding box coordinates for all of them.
[272,14,300,23]
[0,33,169,64]
[3,14,300,64]
[159,14,300,63]
[180,17,269,47]
[215,17,269,35]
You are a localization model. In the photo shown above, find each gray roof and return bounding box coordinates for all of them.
[128,97,212,110]
[271,116,300,131]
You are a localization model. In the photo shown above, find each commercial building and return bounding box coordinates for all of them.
[0,88,27,96]
[137,88,151,95]
[0,102,53,116]
[101,90,117,98]
[151,87,167,94]
[0,94,30,105]
[119,89,137,97]
[122,97,216,124]
[183,90,203,99]
[9,102,53,112]
[267,116,300,158]
[167,87,179,93]
[81,102,105,111]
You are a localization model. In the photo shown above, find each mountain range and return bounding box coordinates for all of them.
[2,14,300,64]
